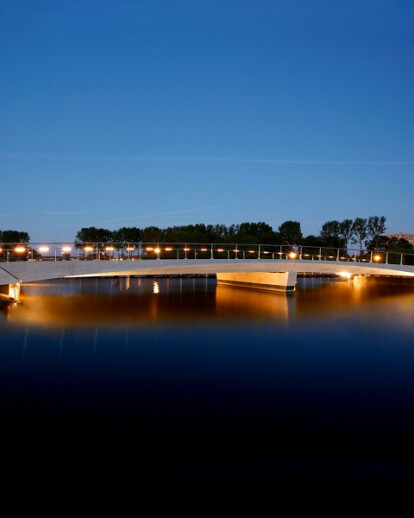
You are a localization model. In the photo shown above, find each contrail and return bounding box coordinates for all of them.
[1,152,413,166]
[43,211,88,215]
[91,205,224,226]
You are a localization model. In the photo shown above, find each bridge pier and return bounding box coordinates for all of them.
[216,271,297,293]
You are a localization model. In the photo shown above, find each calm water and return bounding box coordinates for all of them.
[1,276,414,503]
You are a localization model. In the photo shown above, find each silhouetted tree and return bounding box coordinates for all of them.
[367,216,386,250]
[0,230,30,244]
[339,219,354,253]
[75,227,113,244]
[301,235,323,247]
[112,227,143,243]
[320,220,342,248]
[142,226,162,242]
[351,218,368,254]
[278,221,302,244]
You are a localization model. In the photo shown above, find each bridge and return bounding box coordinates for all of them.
[1,242,414,301]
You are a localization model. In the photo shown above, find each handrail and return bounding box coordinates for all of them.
[0,242,413,266]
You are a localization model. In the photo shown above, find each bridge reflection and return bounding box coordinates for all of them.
[3,277,414,332]
[5,278,293,327]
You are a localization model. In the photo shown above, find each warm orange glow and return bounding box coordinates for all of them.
[84,246,94,252]
[263,251,270,254]
[373,254,382,262]
[289,252,297,259]
[146,247,154,251]
[200,248,208,252]
[105,246,115,252]
[126,246,135,252]
[234,249,239,253]
[165,247,173,252]
[249,250,256,253]
[183,247,190,252]
[338,272,351,280]
[62,246,72,253]
[14,246,26,253]
[39,246,50,253]
[154,247,161,254]
[0,247,2,253]
[217,248,224,252]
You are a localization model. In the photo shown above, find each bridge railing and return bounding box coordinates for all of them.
[0,242,413,266]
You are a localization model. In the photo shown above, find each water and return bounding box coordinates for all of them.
[1,276,414,505]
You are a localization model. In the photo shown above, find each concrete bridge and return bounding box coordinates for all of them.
[1,241,414,301]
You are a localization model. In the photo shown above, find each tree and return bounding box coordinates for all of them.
[301,235,323,247]
[339,219,354,254]
[320,220,342,248]
[351,218,368,254]
[75,227,113,244]
[142,226,162,242]
[366,216,386,250]
[0,230,30,244]
[385,237,413,253]
[237,222,276,243]
[112,227,143,243]
[278,221,302,244]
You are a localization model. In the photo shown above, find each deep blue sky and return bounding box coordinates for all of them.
[1,0,413,242]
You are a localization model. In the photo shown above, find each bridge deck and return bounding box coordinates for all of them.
[2,258,414,284]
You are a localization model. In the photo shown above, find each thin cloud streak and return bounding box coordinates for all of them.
[1,153,414,166]
[43,211,88,215]
[92,205,224,226]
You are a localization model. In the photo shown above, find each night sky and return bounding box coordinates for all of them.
[1,0,413,242]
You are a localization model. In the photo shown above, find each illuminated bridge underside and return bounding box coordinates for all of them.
[2,259,414,290]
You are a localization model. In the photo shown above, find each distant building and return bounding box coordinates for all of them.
[386,233,414,245]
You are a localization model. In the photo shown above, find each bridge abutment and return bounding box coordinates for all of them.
[0,267,22,304]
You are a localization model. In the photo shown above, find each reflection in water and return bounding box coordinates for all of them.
[216,284,293,322]
[1,276,414,499]
[5,277,295,327]
[4,277,414,330]
[296,277,414,327]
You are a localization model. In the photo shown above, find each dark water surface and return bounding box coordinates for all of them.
[1,277,414,506]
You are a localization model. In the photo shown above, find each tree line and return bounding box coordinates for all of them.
[73,216,412,253]
[74,221,302,246]
[1,217,412,253]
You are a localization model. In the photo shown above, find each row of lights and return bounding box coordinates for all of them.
[0,246,385,263]
[0,245,299,258]
[0,246,73,254]
[0,245,132,254]
[145,246,298,257]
